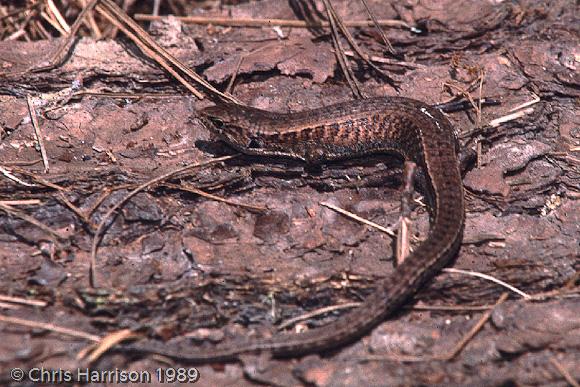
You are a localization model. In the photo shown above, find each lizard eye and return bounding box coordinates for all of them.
[210,117,225,129]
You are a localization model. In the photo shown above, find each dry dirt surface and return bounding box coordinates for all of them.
[0,0,579,386]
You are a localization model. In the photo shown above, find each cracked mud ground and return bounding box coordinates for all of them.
[0,1,578,386]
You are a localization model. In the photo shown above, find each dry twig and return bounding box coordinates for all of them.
[0,314,99,342]
[319,201,395,236]
[26,96,50,173]
[133,14,411,30]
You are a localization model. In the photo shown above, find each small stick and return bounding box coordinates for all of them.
[0,314,100,342]
[26,96,50,173]
[397,161,416,265]
[508,93,540,112]
[322,0,364,98]
[323,0,397,89]
[9,166,65,191]
[85,187,116,218]
[0,159,42,166]
[411,303,494,312]
[0,199,42,206]
[320,201,395,236]
[488,107,535,128]
[32,0,100,73]
[432,292,508,361]
[359,0,395,54]
[225,54,244,95]
[477,70,484,127]
[443,82,481,122]
[0,166,35,187]
[81,329,137,363]
[162,182,267,212]
[549,356,580,387]
[443,268,531,299]
[45,0,70,33]
[133,14,411,30]
[278,302,361,330]
[0,294,48,307]
[476,140,482,169]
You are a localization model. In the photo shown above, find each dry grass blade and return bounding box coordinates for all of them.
[443,268,531,299]
[0,294,48,307]
[163,182,267,212]
[133,14,412,29]
[342,50,423,69]
[549,356,580,387]
[322,0,364,98]
[323,0,398,89]
[488,107,535,128]
[96,1,204,100]
[396,162,417,265]
[226,54,245,95]
[30,0,99,73]
[359,0,395,54]
[508,93,540,112]
[80,329,138,363]
[26,96,50,173]
[8,166,65,191]
[0,199,41,206]
[97,0,238,104]
[278,302,361,330]
[320,201,395,236]
[0,166,35,187]
[0,314,100,342]
[45,0,70,33]
[40,10,67,36]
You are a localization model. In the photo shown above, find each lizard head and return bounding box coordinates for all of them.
[199,103,258,152]
[199,103,320,162]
